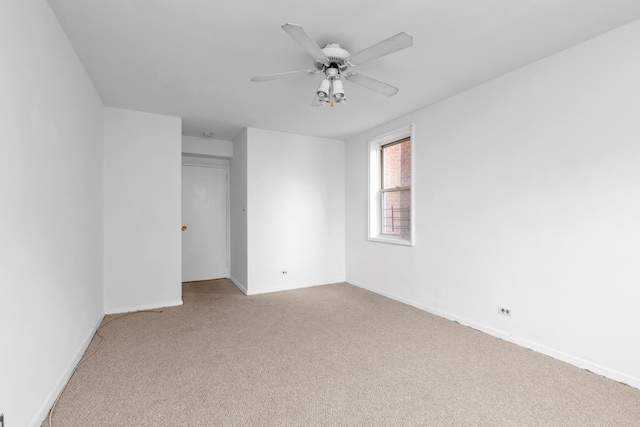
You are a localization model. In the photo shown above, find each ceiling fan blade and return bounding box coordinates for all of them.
[251,70,318,82]
[344,72,399,97]
[346,32,413,66]
[282,23,329,65]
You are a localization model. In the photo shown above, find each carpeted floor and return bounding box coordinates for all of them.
[46,279,640,426]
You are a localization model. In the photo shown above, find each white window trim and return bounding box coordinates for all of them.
[368,124,415,246]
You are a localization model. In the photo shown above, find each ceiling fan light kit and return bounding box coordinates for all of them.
[251,23,413,107]
[316,78,330,99]
[332,79,345,101]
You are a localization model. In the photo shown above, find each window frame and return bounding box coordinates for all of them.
[368,125,415,246]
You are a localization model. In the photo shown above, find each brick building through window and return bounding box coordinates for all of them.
[381,137,411,238]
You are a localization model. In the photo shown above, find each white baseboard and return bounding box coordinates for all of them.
[229,276,248,295]
[348,280,640,390]
[33,313,104,427]
[229,276,344,296]
[513,337,640,389]
[104,298,183,315]
[245,279,342,296]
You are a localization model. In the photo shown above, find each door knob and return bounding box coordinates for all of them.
[182,225,188,231]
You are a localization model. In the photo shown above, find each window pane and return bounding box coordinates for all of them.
[369,126,413,245]
[382,139,411,189]
[382,190,411,238]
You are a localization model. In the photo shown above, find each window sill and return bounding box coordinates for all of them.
[368,235,413,246]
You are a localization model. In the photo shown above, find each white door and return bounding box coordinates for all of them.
[181,164,228,282]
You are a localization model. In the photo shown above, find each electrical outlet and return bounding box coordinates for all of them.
[498,306,511,317]
[280,270,288,275]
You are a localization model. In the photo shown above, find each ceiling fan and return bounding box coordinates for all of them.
[251,23,413,107]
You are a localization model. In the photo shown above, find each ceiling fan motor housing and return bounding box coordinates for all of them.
[315,43,351,71]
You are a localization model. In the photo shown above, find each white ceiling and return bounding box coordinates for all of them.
[47,0,640,141]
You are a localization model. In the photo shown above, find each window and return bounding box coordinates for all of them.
[368,125,414,245]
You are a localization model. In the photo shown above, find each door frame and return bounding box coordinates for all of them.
[181,155,230,279]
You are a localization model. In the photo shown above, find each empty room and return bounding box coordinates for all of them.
[2,0,640,426]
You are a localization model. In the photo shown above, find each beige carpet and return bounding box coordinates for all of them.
[46,280,640,426]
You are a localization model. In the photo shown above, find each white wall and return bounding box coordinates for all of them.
[0,1,104,426]
[346,20,640,388]
[246,128,345,294]
[230,129,248,291]
[182,135,233,158]
[104,107,182,313]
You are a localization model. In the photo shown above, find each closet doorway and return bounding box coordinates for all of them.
[181,156,229,282]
